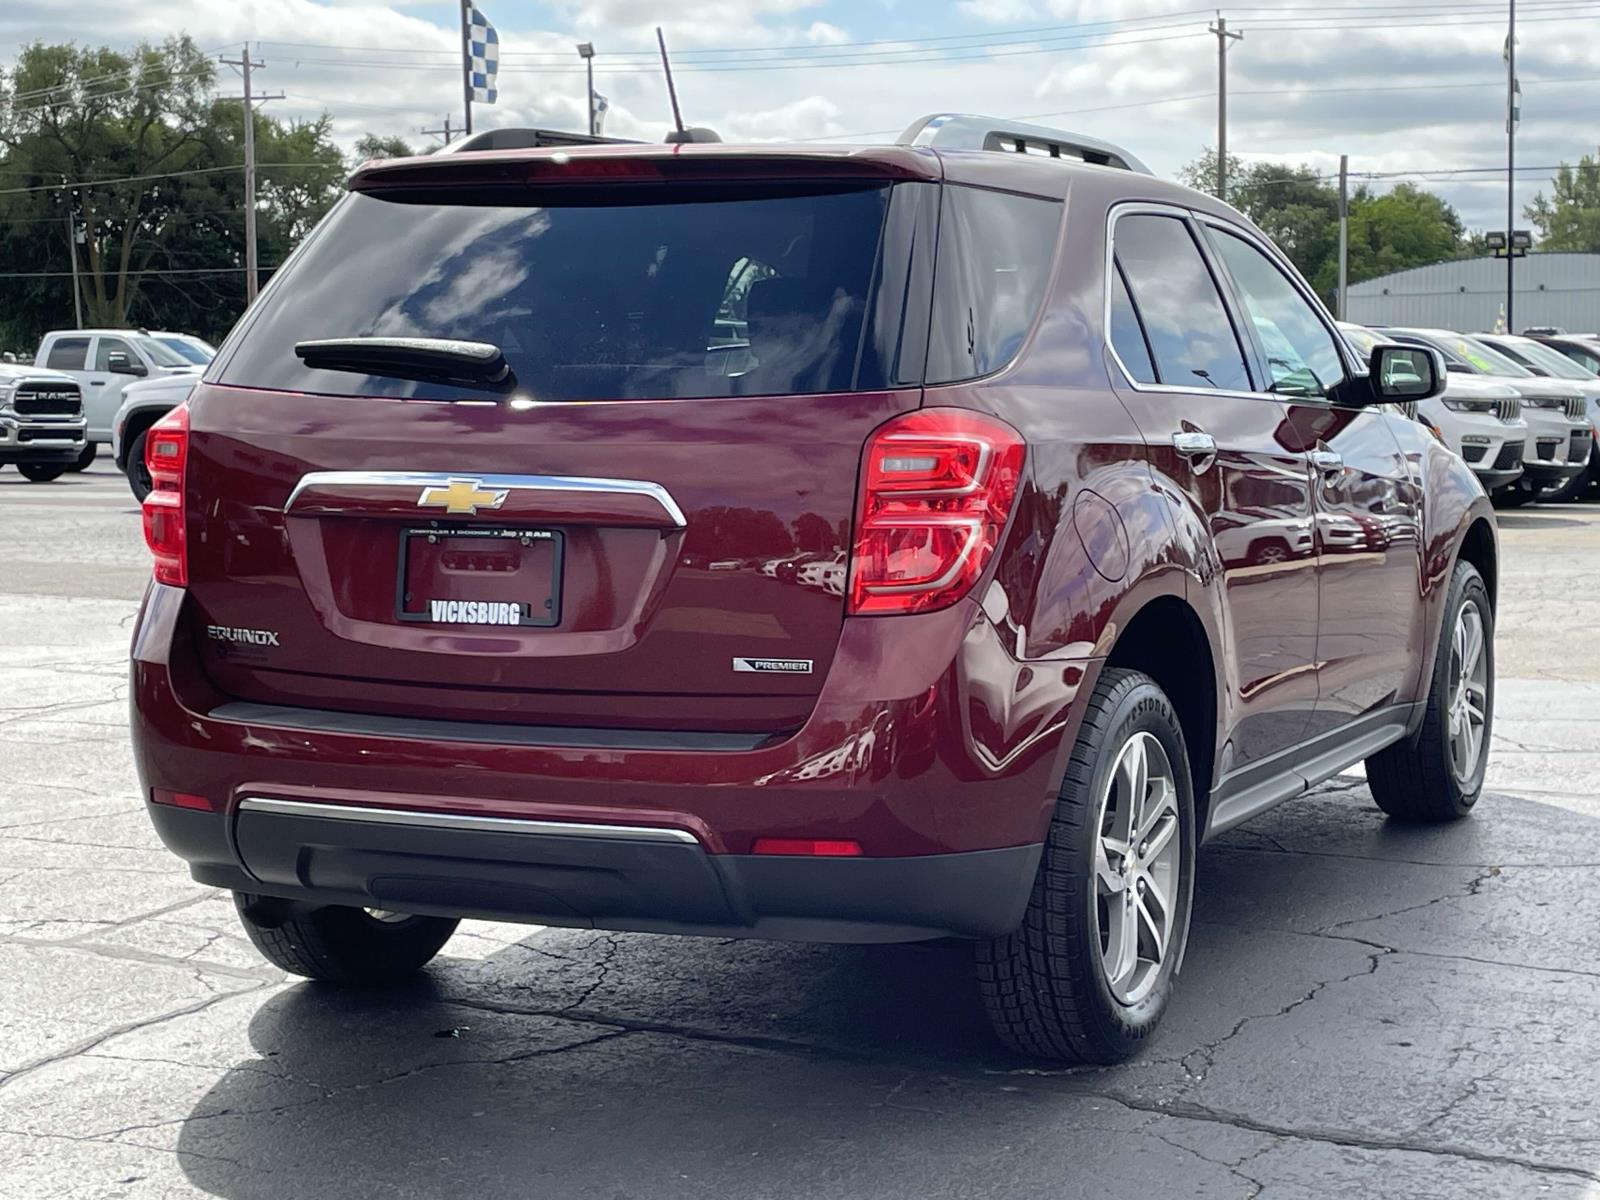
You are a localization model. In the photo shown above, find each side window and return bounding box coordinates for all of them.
[95,336,135,371]
[1210,229,1346,399]
[1108,261,1157,384]
[925,186,1061,385]
[44,337,89,370]
[1113,214,1250,392]
[1568,346,1600,373]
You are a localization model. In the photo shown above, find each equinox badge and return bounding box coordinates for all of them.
[417,477,509,516]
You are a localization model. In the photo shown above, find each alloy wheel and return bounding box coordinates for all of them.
[1094,731,1181,1006]
[1446,600,1489,783]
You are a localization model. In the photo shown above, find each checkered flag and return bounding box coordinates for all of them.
[466,4,499,104]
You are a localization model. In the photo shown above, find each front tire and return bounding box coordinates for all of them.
[977,668,1196,1062]
[233,894,458,983]
[1366,559,1493,821]
[68,443,98,471]
[18,463,67,482]
[125,429,153,501]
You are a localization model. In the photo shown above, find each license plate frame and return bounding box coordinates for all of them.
[394,525,563,628]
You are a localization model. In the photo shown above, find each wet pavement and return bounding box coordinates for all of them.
[2,463,1597,1198]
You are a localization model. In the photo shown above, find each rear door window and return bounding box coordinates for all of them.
[925,186,1061,384]
[219,186,904,401]
[1108,262,1157,384]
[45,337,89,370]
[1112,213,1251,393]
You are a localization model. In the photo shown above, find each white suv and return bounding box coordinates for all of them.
[33,329,201,450]
[1383,327,1587,505]
[1343,324,1526,496]
[1478,332,1600,501]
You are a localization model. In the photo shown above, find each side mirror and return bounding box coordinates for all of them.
[107,351,146,376]
[1367,343,1443,403]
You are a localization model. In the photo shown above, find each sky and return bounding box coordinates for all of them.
[3,0,1597,233]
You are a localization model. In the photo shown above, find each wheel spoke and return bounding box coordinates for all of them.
[1112,737,1147,843]
[1136,891,1167,966]
[1135,780,1176,846]
[1105,903,1139,988]
[1461,608,1484,680]
[1141,813,1177,863]
[1096,839,1126,894]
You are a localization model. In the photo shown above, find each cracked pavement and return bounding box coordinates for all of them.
[2,465,1599,1198]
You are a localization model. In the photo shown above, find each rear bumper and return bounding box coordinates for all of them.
[149,799,1040,941]
[132,583,1088,942]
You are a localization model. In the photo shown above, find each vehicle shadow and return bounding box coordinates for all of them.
[169,788,1574,1198]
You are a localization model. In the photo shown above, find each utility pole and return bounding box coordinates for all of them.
[61,179,82,328]
[1337,154,1349,321]
[220,50,282,304]
[422,115,455,145]
[1210,13,1243,202]
[577,43,596,136]
[1505,0,1518,332]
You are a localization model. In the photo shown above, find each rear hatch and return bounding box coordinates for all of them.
[184,148,940,736]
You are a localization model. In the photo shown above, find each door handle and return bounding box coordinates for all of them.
[1172,431,1218,457]
[1310,449,1343,482]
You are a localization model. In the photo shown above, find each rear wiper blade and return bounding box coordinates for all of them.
[293,337,515,392]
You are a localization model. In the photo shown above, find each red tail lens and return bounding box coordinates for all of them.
[141,404,190,587]
[752,837,863,857]
[151,789,216,812]
[848,409,1025,616]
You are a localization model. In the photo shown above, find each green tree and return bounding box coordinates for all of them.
[0,37,217,329]
[1525,151,1600,251]
[353,133,415,161]
[1179,148,1470,306]
[0,38,368,349]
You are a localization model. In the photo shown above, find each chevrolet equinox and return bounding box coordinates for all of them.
[131,114,1497,1062]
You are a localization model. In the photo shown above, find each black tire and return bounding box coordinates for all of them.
[18,462,67,482]
[125,429,153,501]
[1544,457,1597,504]
[233,893,458,983]
[1491,484,1535,508]
[1366,559,1493,822]
[68,442,98,472]
[977,667,1197,1063]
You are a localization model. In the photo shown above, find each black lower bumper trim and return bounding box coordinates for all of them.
[147,802,1041,944]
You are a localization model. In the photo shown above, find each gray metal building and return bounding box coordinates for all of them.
[1345,252,1600,332]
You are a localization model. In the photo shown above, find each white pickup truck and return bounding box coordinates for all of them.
[33,329,201,462]
[0,362,88,482]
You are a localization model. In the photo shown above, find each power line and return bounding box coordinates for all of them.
[0,163,338,198]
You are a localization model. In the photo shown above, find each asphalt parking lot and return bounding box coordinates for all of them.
[2,461,1599,1199]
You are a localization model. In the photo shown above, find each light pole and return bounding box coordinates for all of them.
[577,42,596,136]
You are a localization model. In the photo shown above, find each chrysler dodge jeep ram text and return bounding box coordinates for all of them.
[130,114,1497,1062]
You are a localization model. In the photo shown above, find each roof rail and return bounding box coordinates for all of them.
[896,113,1151,175]
[437,127,640,155]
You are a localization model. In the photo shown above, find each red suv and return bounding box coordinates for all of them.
[131,115,1496,1062]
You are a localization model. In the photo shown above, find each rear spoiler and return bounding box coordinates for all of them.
[350,146,942,194]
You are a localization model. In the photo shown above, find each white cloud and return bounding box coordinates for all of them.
[958,0,1037,22]
[3,0,1594,230]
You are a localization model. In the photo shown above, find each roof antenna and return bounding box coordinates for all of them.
[657,26,720,144]
[657,27,685,139]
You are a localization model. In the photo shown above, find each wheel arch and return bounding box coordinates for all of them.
[1102,594,1220,832]
[115,403,173,470]
[1456,513,1497,609]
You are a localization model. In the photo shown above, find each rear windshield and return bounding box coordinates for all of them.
[219,185,903,401]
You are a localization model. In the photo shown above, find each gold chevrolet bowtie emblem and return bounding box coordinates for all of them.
[417,477,509,516]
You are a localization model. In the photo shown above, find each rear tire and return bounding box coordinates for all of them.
[18,463,67,482]
[125,429,152,501]
[1366,559,1492,822]
[977,667,1196,1063]
[233,893,458,983]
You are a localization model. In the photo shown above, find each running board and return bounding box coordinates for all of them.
[1204,704,1420,839]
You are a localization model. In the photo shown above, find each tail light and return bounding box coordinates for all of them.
[848,408,1025,616]
[141,404,189,587]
